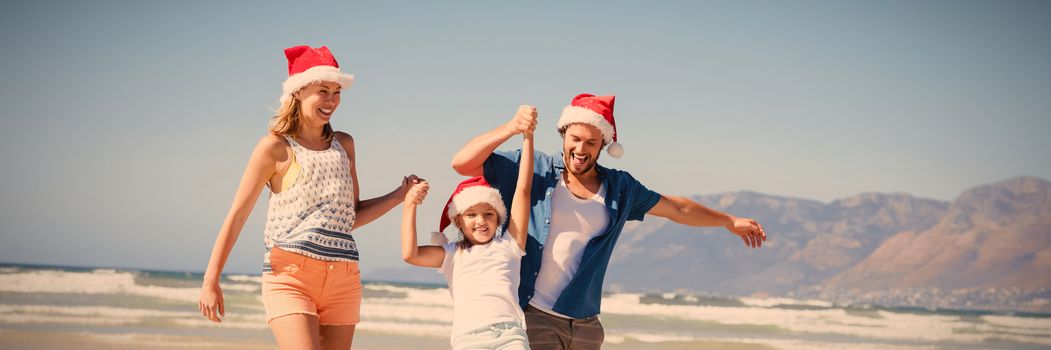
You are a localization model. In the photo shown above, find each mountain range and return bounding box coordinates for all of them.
[371,176,1051,312]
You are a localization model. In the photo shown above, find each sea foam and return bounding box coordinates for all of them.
[0,269,257,302]
[600,293,1051,345]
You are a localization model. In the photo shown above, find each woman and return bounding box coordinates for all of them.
[198,45,415,349]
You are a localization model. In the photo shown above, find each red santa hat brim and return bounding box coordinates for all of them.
[280,65,354,104]
[441,185,507,233]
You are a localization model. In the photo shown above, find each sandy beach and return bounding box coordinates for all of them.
[2,265,1049,350]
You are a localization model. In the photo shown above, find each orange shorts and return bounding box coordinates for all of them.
[261,247,363,326]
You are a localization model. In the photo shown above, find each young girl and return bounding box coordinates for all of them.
[401,106,536,350]
[198,45,416,350]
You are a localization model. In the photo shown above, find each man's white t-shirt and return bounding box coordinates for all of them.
[529,178,608,318]
[440,231,527,337]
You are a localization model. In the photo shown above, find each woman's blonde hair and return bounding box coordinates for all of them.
[270,93,334,142]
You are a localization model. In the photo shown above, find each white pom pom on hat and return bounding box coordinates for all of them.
[606,140,623,158]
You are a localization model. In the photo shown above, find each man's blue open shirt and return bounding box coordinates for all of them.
[483,149,661,319]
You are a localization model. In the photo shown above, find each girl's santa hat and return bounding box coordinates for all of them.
[556,93,624,158]
[280,45,354,104]
[439,176,507,232]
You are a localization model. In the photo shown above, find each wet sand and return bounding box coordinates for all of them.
[0,328,783,350]
[0,329,445,350]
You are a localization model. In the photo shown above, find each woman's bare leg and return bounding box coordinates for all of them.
[270,313,322,350]
[320,325,356,350]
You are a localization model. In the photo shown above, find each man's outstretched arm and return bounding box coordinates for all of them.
[647,195,767,248]
[451,105,537,176]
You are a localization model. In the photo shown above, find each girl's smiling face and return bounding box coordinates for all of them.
[456,203,501,246]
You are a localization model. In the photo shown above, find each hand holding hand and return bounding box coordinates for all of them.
[397,174,422,198]
[505,105,538,136]
[726,216,766,248]
[404,179,429,206]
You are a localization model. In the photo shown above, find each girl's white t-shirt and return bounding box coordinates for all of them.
[439,231,526,338]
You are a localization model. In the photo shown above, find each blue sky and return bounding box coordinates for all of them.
[1,1,1048,275]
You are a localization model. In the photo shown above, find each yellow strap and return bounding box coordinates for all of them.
[282,144,300,191]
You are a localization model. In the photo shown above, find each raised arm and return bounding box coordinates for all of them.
[336,132,417,229]
[451,105,537,176]
[400,179,446,268]
[647,195,767,248]
[508,131,534,252]
[199,135,283,323]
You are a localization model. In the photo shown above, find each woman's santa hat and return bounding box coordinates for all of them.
[439,176,507,233]
[556,93,624,158]
[280,45,354,104]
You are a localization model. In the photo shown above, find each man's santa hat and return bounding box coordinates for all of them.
[280,45,354,104]
[556,93,624,158]
[439,176,507,233]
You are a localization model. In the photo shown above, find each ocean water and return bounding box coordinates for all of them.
[1,264,1049,350]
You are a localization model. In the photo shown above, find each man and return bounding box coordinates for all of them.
[451,94,766,350]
